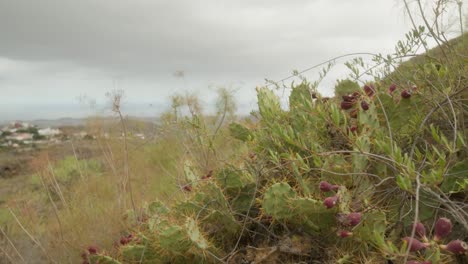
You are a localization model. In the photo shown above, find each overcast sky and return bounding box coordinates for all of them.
[0,0,461,121]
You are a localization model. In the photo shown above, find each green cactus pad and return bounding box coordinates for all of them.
[262,182,297,219]
[120,245,161,263]
[186,218,210,250]
[148,200,169,215]
[88,255,122,264]
[159,225,192,253]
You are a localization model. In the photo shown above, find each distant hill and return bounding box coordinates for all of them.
[29,118,88,127]
[0,116,161,128]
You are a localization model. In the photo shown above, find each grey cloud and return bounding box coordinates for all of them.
[0,0,428,120]
[0,0,408,77]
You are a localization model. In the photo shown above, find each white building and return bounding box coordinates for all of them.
[6,133,34,141]
[38,128,62,137]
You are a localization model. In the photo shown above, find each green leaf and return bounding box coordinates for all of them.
[396,174,412,192]
[229,123,253,141]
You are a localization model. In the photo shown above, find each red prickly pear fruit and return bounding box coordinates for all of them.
[87,246,99,255]
[319,181,339,192]
[401,90,411,99]
[342,95,356,102]
[402,237,429,252]
[337,230,353,238]
[120,234,133,245]
[360,100,369,111]
[441,240,468,254]
[346,212,362,226]
[341,101,354,110]
[363,84,375,96]
[350,126,357,133]
[183,185,192,192]
[412,222,426,238]
[120,237,129,245]
[389,84,397,93]
[323,196,339,209]
[434,217,452,241]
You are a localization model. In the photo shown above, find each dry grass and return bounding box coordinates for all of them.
[0,103,242,263]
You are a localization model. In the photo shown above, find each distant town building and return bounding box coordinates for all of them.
[74,131,88,138]
[38,128,62,137]
[0,122,64,149]
[134,133,145,140]
[6,133,34,141]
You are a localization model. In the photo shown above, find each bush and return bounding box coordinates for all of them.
[29,3,461,263]
[87,31,467,263]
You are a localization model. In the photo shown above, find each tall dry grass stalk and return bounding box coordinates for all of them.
[106,89,137,218]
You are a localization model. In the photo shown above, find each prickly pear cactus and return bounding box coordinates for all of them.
[120,245,160,263]
[90,34,467,263]
[158,224,193,253]
[262,182,297,220]
[88,255,122,264]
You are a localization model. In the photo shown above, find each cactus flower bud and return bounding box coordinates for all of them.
[338,230,353,238]
[363,84,375,97]
[120,234,133,245]
[441,240,467,254]
[360,100,369,111]
[323,195,339,209]
[319,181,339,192]
[342,95,356,102]
[201,170,213,179]
[413,222,426,239]
[401,90,411,99]
[87,246,99,255]
[388,84,397,93]
[402,237,429,252]
[120,237,129,245]
[341,101,354,110]
[434,217,452,241]
[346,212,362,226]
